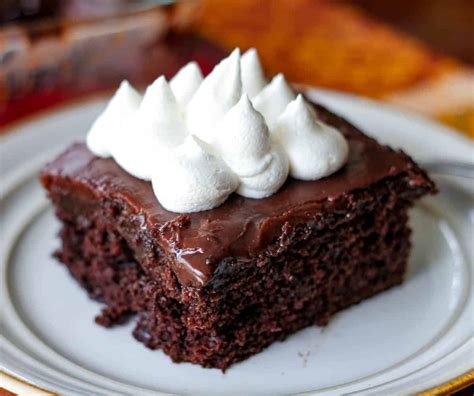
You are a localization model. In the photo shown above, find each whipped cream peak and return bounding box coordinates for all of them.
[273,94,349,180]
[139,76,187,147]
[86,48,349,212]
[215,94,272,176]
[170,61,203,107]
[241,48,267,98]
[152,135,239,213]
[186,48,242,143]
[215,94,289,198]
[253,73,295,126]
[86,81,141,157]
[109,77,188,182]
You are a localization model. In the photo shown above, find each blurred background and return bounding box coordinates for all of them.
[0,0,473,136]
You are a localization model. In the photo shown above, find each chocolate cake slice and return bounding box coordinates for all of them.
[40,102,435,370]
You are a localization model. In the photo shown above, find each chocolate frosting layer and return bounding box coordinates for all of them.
[42,103,424,287]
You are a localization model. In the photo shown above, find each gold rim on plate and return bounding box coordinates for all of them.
[1,369,473,395]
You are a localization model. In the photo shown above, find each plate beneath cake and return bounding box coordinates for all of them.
[1,89,473,395]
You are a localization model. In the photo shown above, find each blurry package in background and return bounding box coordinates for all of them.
[193,0,474,137]
[2,0,472,135]
[0,0,223,123]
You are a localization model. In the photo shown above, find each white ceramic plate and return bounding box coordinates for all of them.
[1,89,473,396]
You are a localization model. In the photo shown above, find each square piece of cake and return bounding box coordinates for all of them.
[41,99,435,369]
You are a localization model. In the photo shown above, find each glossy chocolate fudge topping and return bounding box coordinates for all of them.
[43,103,425,287]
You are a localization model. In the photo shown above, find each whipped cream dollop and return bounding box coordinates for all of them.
[152,136,239,213]
[86,81,141,157]
[253,73,295,126]
[273,95,349,180]
[109,76,187,181]
[170,61,203,107]
[186,49,242,143]
[241,48,267,98]
[86,48,349,213]
[215,94,289,198]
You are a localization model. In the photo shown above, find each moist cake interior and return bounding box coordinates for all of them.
[40,102,435,369]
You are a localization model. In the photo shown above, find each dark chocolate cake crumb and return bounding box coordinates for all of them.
[40,101,436,370]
